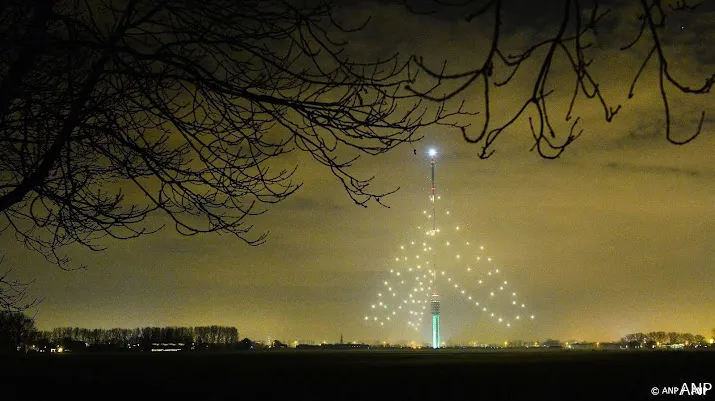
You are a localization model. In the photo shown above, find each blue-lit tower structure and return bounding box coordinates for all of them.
[428,149,441,349]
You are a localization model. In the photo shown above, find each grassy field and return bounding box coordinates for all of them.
[2,348,713,400]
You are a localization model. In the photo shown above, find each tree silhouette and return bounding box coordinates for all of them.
[0,0,465,268]
[0,311,36,352]
[0,263,39,312]
[406,0,713,158]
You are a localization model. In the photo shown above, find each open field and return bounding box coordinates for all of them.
[2,348,713,400]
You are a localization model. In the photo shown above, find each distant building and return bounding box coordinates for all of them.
[296,343,321,349]
[296,342,369,350]
[61,340,89,353]
[566,342,597,350]
[150,342,187,352]
[321,343,369,349]
[598,342,623,350]
[541,339,562,348]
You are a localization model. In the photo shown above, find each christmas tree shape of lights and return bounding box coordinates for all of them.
[364,148,535,346]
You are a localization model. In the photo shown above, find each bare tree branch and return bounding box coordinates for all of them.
[0,257,41,312]
[405,0,712,158]
[0,0,468,267]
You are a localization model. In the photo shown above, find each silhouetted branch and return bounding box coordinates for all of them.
[405,0,712,158]
[0,259,41,312]
[0,0,469,267]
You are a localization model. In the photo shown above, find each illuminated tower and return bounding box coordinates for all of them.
[428,148,441,349]
[431,294,440,348]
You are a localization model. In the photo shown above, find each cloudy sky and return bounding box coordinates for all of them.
[7,0,714,345]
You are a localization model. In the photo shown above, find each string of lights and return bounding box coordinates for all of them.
[364,148,535,344]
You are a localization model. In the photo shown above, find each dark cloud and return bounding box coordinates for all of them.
[604,161,710,178]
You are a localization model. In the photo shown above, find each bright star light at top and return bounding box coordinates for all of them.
[428,148,437,157]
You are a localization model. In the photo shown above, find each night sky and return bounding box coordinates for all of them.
[6,0,714,345]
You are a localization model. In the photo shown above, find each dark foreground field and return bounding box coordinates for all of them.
[2,349,713,400]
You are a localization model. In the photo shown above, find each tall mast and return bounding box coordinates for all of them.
[429,148,437,287]
[428,148,440,349]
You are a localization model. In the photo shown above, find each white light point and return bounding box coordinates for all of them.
[428,148,437,157]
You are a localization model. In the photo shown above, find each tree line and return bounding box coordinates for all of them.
[0,311,240,352]
[621,331,711,347]
[0,311,35,352]
[39,325,239,346]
